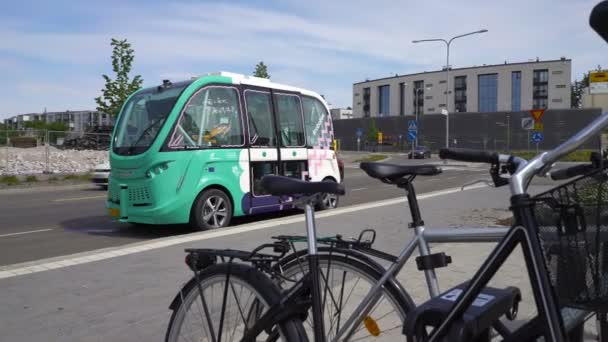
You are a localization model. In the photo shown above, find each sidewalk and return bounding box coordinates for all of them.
[0,185,597,341]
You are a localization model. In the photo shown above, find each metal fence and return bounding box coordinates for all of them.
[333,108,604,153]
[1,130,111,175]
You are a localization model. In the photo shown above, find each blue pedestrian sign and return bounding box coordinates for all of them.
[408,120,418,132]
[356,128,363,137]
[407,130,417,142]
[531,131,544,143]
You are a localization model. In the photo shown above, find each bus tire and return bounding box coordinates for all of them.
[191,189,233,231]
[316,178,340,211]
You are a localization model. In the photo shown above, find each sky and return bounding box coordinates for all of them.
[1,0,606,120]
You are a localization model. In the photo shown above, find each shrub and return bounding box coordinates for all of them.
[0,175,20,185]
[25,175,38,182]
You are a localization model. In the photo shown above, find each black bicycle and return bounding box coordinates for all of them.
[165,3,608,341]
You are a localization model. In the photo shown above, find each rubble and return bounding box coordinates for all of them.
[0,146,109,175]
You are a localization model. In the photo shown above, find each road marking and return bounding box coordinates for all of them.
[52,195,106,202]
[0,183,488,280]
[0,228,53,238]
[350,187,367,192]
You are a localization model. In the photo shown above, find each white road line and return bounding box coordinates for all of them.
[0,228,53,238]
[350,187,367,192]
[0,183,488,280]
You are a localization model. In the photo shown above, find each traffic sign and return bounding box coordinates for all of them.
[407,131,417,142]
[531,131,544,143]
[356,128,363,137]
[534,122,544,131]
[408,120,418,132]
[530,109,545,123]
[521,118,534,130]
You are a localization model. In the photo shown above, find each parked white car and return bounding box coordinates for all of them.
[91,162,110,189]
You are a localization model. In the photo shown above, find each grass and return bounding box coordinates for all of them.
[79,172,93,180]
[506,150,594,162]
[0,175,20,185]
[25,175,38,182]
[354,154,388,163]
[63,174,80,180]
[48,176,59,182]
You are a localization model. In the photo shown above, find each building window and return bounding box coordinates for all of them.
[454,76,467,112]
[552,98,563,103]
[556,84,566,88]
[511,71,521,111]
[378,85,390,116]
[399,82,405,116]
[363,87,370,117]
[426,83,433,87]
[427,108,435,112]
[425,95,433,100]
[552,70,563,75]
[439,80,446,84]
[413,80,424,115]
[533,69,549,109]
[478,74,498,112]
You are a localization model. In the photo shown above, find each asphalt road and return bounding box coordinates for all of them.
[0,155,492,266]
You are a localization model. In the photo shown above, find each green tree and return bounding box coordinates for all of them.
[95,38,143,117]
[571,65,603,108]
[253,61,270,79]
[366,118,379,143]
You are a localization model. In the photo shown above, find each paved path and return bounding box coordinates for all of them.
[0,185,598,341]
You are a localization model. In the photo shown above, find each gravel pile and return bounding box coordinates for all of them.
[0,146,109,175]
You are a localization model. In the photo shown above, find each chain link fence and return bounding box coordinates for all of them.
[0,130,111,175]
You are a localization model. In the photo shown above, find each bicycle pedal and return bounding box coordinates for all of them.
[403,281,521,341]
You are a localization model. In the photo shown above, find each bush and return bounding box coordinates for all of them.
[0,175,20,185]
[25,175,38,182]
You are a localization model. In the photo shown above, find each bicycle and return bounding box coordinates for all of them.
[165,3,608,340]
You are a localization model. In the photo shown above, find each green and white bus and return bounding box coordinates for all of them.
[107,72,341,230]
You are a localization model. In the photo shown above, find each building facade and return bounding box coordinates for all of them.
[4,110,112,131]
[352,58,571,118]
[330,108,354,120]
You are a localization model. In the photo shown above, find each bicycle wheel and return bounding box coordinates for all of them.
[166,263,306,342]
[279,254,412,341]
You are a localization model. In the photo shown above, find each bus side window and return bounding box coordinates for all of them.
[245,91,275,147]
[169,87,242,148]
[274,94,304,147]
[302,96,330,148]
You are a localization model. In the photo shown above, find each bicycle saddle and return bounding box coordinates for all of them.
[261,175,345,196]
[360,162,442,180]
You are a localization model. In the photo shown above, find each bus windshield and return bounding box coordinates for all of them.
[113,80,193,155]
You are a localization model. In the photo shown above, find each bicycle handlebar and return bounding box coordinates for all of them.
[439,148,498,164]
[550,164,596,181]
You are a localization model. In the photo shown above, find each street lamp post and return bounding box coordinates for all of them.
[412,29,488,155]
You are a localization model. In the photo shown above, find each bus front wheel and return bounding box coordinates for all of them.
[191,189,233,231]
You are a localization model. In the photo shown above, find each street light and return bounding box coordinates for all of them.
[412,29,488,155]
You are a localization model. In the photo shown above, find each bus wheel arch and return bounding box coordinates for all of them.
[190,185,234,231]
[316,176,340,211]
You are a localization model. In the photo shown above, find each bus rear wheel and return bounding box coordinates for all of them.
[191,189,233,231]
[316,178,340,211]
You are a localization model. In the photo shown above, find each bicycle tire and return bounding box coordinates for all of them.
[166,262,306,342]
[276,246,415,309]
[278,253,414,341]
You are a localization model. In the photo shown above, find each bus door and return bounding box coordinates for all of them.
[243,87,308,214]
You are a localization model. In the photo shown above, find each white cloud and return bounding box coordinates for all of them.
[1,0,607,118]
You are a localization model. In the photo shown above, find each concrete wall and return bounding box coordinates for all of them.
[352,59,571,118]
[335,108,601,152]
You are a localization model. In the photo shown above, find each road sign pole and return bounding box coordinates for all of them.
[527,130,530,151]
[536,142,539,154]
